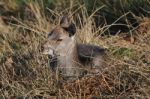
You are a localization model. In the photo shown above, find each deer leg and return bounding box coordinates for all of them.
[92,55,105,74]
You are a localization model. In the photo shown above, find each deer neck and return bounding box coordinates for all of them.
[58,39,79,66]
[57,38,79,77]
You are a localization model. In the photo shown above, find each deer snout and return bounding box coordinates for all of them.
[42,44,55,57]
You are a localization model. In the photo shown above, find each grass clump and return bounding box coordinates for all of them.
[0,0,150,98]
[111,47,135,59]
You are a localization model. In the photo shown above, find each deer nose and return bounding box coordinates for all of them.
[41,45,55,56]
[41,45,44,52]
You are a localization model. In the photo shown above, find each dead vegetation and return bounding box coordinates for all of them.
[0,0,150,99]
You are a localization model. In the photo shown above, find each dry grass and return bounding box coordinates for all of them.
[0,1,150,99]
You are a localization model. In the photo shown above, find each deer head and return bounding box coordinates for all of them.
[42,16,76,57]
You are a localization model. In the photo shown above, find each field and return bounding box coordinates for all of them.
[0,0,150,98]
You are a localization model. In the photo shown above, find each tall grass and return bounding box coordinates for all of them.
[0,0,150,98]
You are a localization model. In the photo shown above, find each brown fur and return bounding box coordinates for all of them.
[42,16,106,80]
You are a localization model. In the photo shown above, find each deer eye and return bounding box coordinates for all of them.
[57,39,63,42]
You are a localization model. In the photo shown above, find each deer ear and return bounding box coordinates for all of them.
[60,16,76,36]
[60,16,70,28]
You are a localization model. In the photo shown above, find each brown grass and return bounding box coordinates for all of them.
[0,1,150,99]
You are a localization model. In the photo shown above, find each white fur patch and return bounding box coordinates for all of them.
[71,35,75,40]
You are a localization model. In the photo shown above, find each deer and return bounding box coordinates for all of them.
[42,16,107,81]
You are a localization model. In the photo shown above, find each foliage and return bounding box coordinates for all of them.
[0,0,150,98]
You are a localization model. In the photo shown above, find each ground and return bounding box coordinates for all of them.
[0,1,150,99]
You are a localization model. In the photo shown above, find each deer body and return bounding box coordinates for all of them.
[43,16,106,80]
